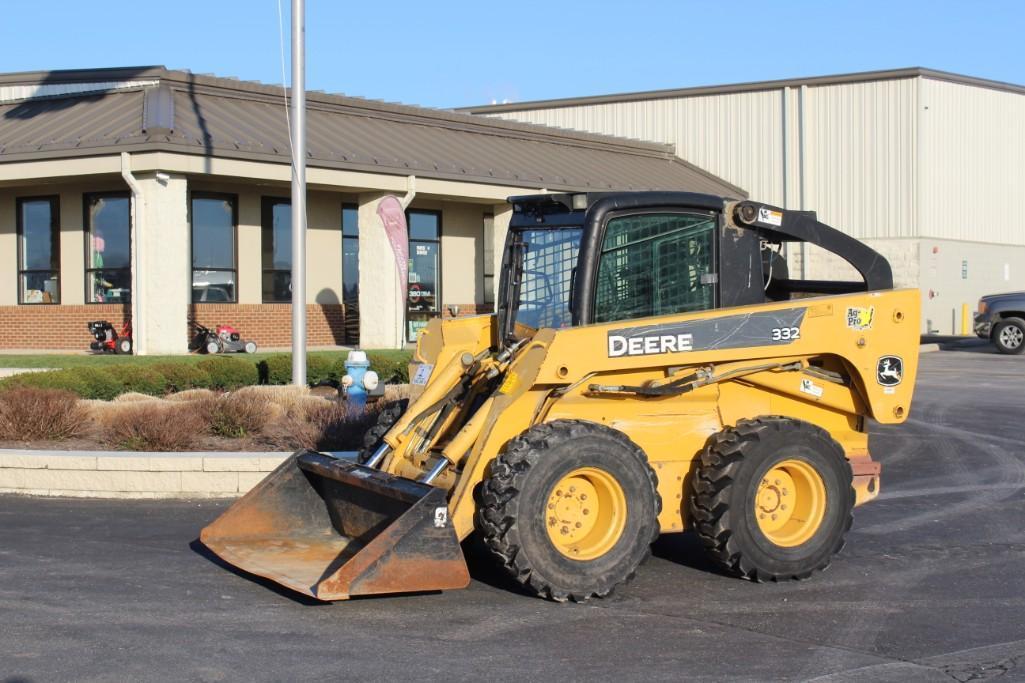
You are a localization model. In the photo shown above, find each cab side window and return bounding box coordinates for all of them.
[594,212,717,323]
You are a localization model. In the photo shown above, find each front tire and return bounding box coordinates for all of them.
[244,341,258,354]
[690,417,854,582]
[116,338,132,355]
[357,399,409,464]
[476,420,661,602]
[205,340,220,355]
[993,317,1025,355]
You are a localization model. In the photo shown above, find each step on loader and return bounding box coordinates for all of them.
[201,192,919,602]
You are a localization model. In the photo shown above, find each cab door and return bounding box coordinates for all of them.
[589,210,719,324]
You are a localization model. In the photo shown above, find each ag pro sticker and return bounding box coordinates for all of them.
[846,306,875,331]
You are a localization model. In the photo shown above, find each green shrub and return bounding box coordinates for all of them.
[69,367,125,400]
[259,353,335,386]
[152,362,212,392]
[366,351,412,384]
[308,355,334,385]
[258,354,293,385]
[197,356,259,391]
[105,365,169,396]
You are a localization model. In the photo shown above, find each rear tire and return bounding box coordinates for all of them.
[689,417,854,582]
[357,399,409,464]
[993,318,1025,355]
[116,338,132,355]
[205,341,220,355]
[476,420,660,602]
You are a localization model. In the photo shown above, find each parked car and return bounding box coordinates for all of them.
[974,292,1025,354]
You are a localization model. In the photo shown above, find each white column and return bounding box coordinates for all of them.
[357,192,404,349]
[491,203,512,306]
[133,172,189,355]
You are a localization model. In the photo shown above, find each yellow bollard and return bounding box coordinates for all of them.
[961,303,970,336]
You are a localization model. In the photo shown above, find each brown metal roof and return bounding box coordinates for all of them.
[458,67,1025,114]
[0,67,745,196]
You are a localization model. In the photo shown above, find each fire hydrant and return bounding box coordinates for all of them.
[340,350,380,409]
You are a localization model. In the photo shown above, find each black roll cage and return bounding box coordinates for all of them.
[501,192,894,344]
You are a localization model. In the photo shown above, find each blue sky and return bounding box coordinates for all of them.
[1,1,1021,108]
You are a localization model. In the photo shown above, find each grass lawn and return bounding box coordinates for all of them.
[0,349,412,369]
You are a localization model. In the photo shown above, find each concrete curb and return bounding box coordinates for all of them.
[920,343,941,354]
[0,449,318,499]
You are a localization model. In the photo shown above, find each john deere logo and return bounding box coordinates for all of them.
[876,356,903,387]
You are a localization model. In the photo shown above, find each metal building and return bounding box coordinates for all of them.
[464,68,1025,334]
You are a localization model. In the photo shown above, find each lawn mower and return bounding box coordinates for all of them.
[87,320,132,354]
[190,322,258,354]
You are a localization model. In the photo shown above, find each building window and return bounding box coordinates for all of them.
[482,212,495,306]
[262,197,292,303]
[85,193,131,304]
[17,196,60,304]
[342,203,360,345]
[191,193,237,303]
[406,209,441,342]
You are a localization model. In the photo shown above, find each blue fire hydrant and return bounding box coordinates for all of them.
[340,350,379,409]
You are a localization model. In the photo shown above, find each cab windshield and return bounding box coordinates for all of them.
[506,227,582,339]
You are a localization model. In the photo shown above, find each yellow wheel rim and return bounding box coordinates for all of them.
[754,459,827,547]
[545,467,627,560]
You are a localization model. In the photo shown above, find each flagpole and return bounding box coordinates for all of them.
[290,0,307,386]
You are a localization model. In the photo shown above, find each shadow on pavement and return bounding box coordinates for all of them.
[922,336,997,354]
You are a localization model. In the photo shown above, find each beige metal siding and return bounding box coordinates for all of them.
[918,78,1025,245]
[495,90,784,204]
[489,78,920,239]
[801,79,918,239]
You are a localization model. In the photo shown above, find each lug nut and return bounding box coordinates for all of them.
[759,513,766,519]
[580,494,587,501]
[771,514,777,521]
[780,504,787,511]
[583,509,590,515]
[575,522,582,529]
[561,526,569,535]
[775,480,781,486]
[569,486,576,493]
[548,503,555,510]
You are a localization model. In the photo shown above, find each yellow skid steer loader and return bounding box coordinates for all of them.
[202,192,919,602]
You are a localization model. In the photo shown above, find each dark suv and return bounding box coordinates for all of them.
[975,292,1025,354]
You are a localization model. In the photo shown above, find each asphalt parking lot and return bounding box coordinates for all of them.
[2,345,1024,682]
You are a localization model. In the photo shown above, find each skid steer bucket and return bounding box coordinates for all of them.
[200,451,470,601]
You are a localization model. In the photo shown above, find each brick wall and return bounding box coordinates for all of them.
[442,303,494,318]
[0,303,349,351]
[188,304,347,348]
[0,304,130,350]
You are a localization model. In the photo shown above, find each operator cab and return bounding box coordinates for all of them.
[499,192,893,346]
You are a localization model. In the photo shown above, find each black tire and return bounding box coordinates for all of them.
[116,338,132,355]
[993,317,1025,355]
[476,420,661,602]
[689,417,854,582]
[357,399,409,464]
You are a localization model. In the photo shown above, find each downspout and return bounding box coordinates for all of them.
[120,152,144,355]
[398,175,416,348]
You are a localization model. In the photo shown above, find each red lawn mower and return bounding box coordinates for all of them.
[190,322,258,354]
[88,320,133,354]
